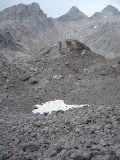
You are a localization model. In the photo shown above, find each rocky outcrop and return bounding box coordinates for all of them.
[0,31,19,50]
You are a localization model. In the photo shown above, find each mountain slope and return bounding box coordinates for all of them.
[0,39,120,160]
[0,3,61,51]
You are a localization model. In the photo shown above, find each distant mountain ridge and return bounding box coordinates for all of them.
[0,3,120,58]
[1,3,46,21]
[53,4,120,58]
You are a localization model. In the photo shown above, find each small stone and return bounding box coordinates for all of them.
[32,122,41,127]
[83,118,91,124]
[23,152,28,156]
[23,127,29,132]
[85,139,95,148]
[100,139,106,147]
[32,105,38,109]
[17,71,30,81]
[75,128,81,133]
[35,95,40,99]
[29,78,38,84]
[65,62,69,66]
[53,75,63,80]
[113,121,118,128]
[56,146,64,154]
[106,124,112,129]
[23,143,38,152]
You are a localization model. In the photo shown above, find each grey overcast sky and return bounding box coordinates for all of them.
[0,0,120,18]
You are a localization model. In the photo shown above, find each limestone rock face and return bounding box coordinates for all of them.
[0,31,18,50]
[0,3,60,51]
[2,3,47,21]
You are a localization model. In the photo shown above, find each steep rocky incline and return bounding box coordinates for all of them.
[0,3,61,50]
[0,40,120,160]
[0,31,19,50]
[1,40,120,113]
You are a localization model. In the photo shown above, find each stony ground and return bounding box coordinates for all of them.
[0,103,120,160]
[0,40,120,160]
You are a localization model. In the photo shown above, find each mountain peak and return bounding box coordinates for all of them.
[2,3,47,21]
[102,5,120,15]
[68,6,80,14]
[58,6,87,21]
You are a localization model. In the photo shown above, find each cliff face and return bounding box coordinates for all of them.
[1,3,47,21]
[0,3,60,51]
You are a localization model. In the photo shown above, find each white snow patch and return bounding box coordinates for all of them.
[69,33,74,35]
[104,16,107,18]
[94,26,97,28]
[32,100,90,114]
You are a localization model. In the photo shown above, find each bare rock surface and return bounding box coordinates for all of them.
[0,40,120,160]
[0,3,120,160]
[0,3,120,58]
[0,3,61,52]
[52,5,120,58]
